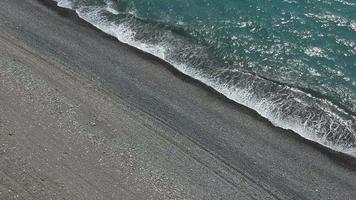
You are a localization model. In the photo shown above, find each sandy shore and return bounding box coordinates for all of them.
[0,0,355,199]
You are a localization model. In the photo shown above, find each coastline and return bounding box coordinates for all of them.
[52,0,356,155]
[0,0,355,199]
[44,0,356,159]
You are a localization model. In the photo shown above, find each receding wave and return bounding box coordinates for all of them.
[54,0,356,156]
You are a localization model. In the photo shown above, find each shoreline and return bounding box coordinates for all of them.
[40,0,356,162]
[1,0,356,199]
[48,0,356,157]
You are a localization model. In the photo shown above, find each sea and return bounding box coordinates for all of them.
[55,0,356,156]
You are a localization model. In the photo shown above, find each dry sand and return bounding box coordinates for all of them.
[0,0,355,199]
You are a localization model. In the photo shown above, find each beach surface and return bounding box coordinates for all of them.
[0,0,355,199]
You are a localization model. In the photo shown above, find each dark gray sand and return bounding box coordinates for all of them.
[0,0,355,199]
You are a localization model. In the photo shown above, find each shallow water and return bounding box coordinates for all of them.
[55,0,356,156]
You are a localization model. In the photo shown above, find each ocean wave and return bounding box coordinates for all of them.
[54,0,356,156]
[305,12,356,32]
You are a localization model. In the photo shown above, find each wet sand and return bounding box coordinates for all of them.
[0,0,355,199]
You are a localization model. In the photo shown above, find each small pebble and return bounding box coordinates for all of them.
[89,121,96,126]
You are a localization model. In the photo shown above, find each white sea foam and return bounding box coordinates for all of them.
[55,0,356,156]
[106,7,119,15]
[334,0,356,7]
[174,64,356,155]
[105,1,119,15]
[304,47,328,58]
[335,37,356,55]
[305,12,356,32]
[55,0,72,9]
[350,20,356,32]
[308,68,321,76]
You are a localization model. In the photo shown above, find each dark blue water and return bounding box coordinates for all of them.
[55,0,356,156]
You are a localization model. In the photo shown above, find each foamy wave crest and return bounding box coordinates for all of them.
[54,0,72,9]
[55,0,356,156]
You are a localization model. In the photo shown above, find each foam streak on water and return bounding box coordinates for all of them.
[54,0,356,156]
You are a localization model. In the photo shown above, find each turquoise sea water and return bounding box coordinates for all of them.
[55,0,356,155]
